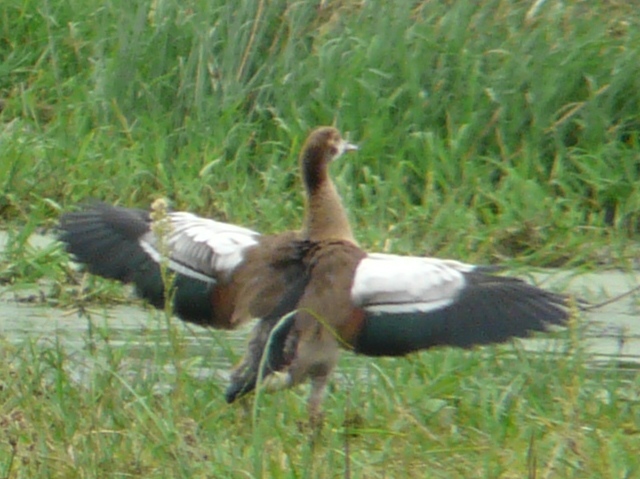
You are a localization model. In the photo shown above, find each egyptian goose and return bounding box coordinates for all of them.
[59,127,570,421]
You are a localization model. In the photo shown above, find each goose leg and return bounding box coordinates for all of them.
[225,320,274,403]
[308,373,330,428]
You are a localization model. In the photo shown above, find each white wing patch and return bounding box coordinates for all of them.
[139,212,260,282]
[351,254,473,314]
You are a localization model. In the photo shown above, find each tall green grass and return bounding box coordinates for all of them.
[1,0,639,267]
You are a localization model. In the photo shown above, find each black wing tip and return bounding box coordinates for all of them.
[57,202,155,284]
[58,203,151,250]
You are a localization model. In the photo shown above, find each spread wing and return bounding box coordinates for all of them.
[225,249,570,403]
[59,203,307,329]
[349,253,569,356]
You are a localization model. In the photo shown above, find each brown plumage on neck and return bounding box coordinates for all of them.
[299,127,358,243]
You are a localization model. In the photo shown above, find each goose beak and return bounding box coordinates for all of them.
[344,142,358,152]
[339,140,359,156]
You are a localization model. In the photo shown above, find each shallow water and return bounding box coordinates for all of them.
[535,269,640,364]
[1,233,639,380]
